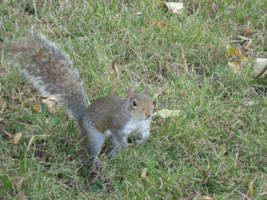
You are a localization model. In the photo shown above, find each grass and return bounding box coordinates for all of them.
[0,0,266,199]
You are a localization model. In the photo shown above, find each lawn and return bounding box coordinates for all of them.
[0,0,266,199]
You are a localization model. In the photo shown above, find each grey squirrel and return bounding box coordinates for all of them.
[7,33,154,162]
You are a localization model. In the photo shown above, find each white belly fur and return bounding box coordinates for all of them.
[121,117,151,136]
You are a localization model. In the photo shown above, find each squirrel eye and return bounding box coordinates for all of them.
[132,100,137,107]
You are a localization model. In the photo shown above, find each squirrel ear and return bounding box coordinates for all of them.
[128,87,134,97]
[145,87,151,95]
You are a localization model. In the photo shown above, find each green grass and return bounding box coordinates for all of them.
[0,0,266,199]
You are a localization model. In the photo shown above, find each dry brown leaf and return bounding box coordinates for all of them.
[27,135,51,150]
[226,45,247,60]
[202,196,213,200]
[151,19,168,27]
[0,118,5,122]
[32,105,41,112]
[141,167,148,178]
[42,97,56,108]
[227,47,243,71]
[157,1,183,14]
[12,132,23,144]
[36,156,48,162]
[153,109,180,118]
[226,45,248,72]
[254,58,267,78]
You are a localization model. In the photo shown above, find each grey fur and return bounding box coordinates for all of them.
[7,33,87,120]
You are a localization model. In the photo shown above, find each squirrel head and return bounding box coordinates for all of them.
[128,87,154,120]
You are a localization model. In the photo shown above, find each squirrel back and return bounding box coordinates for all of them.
[7,33,87,120]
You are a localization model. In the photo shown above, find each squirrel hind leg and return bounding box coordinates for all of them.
[84,127,105,158]
[80,119,105,158]
[80,124,105,170]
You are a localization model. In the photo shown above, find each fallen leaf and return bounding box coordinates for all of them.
[254,58,267,78]
[226,45,248,72]
[226,45,247,60]
[0,118,5,122]
[27,135,51,151]
[32,105,41,112]
[36,156,48,162]
[135,11,142,16]
[226,45,236,56]
[141,167,148,178]
[153,109,180,118]
[202,197,213,200]
[157,1,183,14]
[42,97,56,108]
[12,132,23,144]
[151,19,168,27]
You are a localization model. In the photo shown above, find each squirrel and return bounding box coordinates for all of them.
[6,33,154,163]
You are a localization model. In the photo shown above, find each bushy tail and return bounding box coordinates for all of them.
[7,33,88,120]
